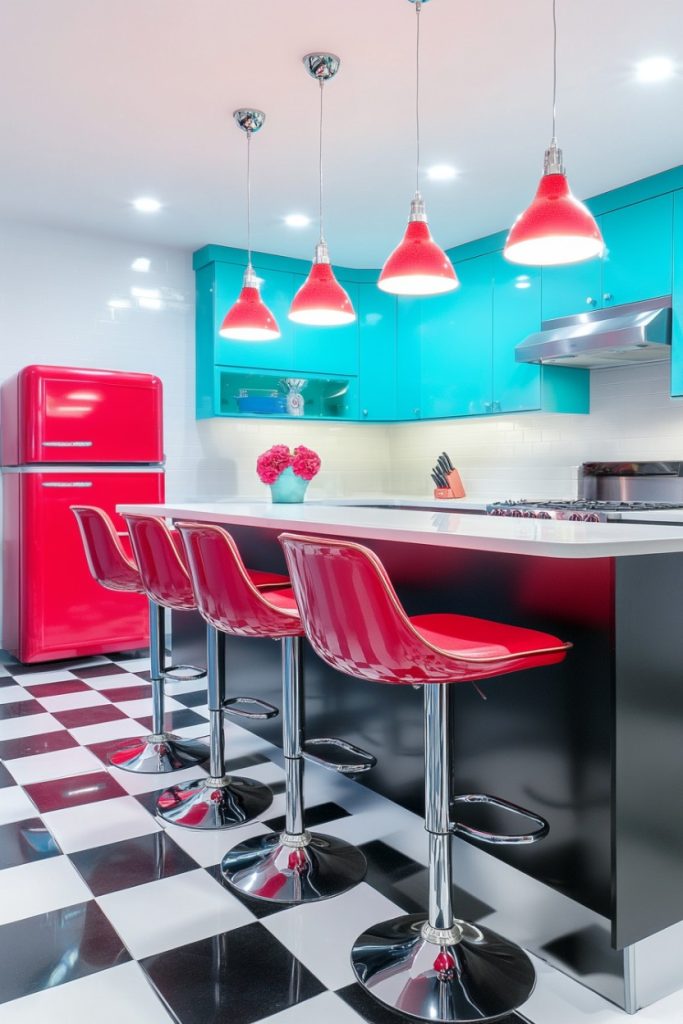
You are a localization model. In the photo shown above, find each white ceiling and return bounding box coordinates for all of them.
[0,0,681,267]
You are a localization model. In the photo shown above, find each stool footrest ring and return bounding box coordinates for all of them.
[163,664,207,682]
[222,696,279,720]
[302,737,377,774]
[449,793,549,845]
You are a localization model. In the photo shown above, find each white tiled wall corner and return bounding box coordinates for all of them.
[389,360,683,499]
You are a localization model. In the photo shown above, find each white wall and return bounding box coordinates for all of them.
[390,360,683,499]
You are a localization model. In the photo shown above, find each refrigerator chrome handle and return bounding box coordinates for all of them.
[42,441,93,447]
[40,481,93,488]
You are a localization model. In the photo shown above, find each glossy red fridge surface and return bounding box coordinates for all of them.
[3,471,164,663]
[0,364,163,465]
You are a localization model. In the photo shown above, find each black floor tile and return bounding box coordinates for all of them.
[0,729,78,761]
[0,698,44,720]
[108,649,150,661]
[224,752,269,772]
[0,762,15,788]
[25,770,127,813]
[336,983,525,1024]
[205,864,291,920]
[72,663,128,679]
[172,690,209,709]
[141,922,325,1024]
[264,801,351,835]
[0,817,61,869]
[0,677,20,689]
[70,831,198,896]
[136,708,207,732]
[0,901,131,1004]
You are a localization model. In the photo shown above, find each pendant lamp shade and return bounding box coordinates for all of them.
[220,269,280,342]
[504,162,603,267]
[378,198,458,296]
[289,246,355,326]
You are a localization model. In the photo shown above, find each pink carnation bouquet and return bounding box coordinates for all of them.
[256,444,321,485]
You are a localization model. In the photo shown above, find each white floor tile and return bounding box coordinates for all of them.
[0,713,62,741]
[257,991,366,1024]
[162,817,274,868]
[84,673,142,691]
[69,718,148,745]
[264,882,403,991]
[10,670,76,686]
[0,663,11,677]
[173,723,211,740]
[0,786,38,826]
[0,961,175,1024]
[113,657,150,673]
[110,763,208,796]
[114,696,185,718]
[4,746,102,785]
[0,855,92,926]
[163,677,207,698]
[36,690,109,712]
[0,687,31,705]
[97,868,254,959]
[42,795,160,853]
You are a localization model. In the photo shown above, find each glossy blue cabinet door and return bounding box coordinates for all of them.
[541,251,603,321]
[420,254,494,418]
[671,191,683,397]
[396,298,423,419]
[359,285,397,420]
[492,257,542,412]
[213,261,295,370]
[290,276,360,376]
[601,194,673,307]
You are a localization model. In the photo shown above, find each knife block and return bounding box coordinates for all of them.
[433,469,466,500]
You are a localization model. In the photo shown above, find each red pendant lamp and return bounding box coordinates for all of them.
[504,0,604,267]
[220,110,280,342]
[289,54,356,327]
[378,0,457,297]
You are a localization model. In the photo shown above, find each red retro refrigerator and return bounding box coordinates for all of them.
[1,365,165,663]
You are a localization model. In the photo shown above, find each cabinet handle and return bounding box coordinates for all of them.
[41,481,93,488]
[362,409,368,417]
[603,293,613,303]
[413,408,420,416]
[586,297,597,307]
[42,441,93,448]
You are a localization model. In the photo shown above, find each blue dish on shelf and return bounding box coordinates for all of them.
[236,393,287,414]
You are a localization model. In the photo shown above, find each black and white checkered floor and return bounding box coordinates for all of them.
[1,649,682,1024]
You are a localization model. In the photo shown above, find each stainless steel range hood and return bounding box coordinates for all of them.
[515,297,672,369]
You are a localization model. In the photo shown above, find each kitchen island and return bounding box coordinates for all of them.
[119,500,683,1012]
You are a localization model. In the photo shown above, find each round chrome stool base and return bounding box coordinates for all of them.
[351,913,535,1023]
[221,831,367,903]
[156,776,273,829]
[108,734,208,774]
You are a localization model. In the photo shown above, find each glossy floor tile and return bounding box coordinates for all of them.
[0,698,43,719]
[0,761,15,788]
[0,686,31,706]
[141,922,326,1024]
[135,708,207,732]
[98,683,153,703]
[0,727,78,761]
[52,704,127,729]
[36,689,109,713]
[0,855,92,926]
[70,831,197,896]
[24,678,91,698]
[68,717,148,745]
[4,745,102,785]
[25,770,127,813]
[0,786,39,826]
[0,712,63,741]
[73,663,127,679]
[0,817,61,869]
[42,795,161,854]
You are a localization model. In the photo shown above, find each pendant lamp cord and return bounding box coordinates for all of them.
[318,79,325,244]
[551,0,557,142]
[415,1,421,194]
[246,128,253,269]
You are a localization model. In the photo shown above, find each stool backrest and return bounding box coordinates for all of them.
[124,514,196,611]
[176,521,301,638]
[71,506,143,594]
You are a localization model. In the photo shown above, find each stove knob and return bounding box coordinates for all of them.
[537,511,551,519]
[585,513,601,523]
[489,507,504,516]
[523,510,536,518]
[568,512,584,521]
[511,509,524,517]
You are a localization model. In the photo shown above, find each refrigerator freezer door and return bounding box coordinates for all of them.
[4,469,164,663]
[1,365,164,465]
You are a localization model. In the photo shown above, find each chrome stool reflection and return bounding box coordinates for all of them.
[124,513,285,829]
[280,532,571,1023]
[176,520,374,902]
[71,505,208,774]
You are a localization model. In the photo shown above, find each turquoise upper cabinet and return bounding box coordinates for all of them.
[396,298,422,419]
[420,254,494,418]
[601,194,673,307]
[290,277,360,376]
[213,260,296,370]
[541,254,603,321]
[358,284,397,421]
[492,258,542,412]
[671,191,683,397]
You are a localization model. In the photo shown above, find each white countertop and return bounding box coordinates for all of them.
[117,500,683,559]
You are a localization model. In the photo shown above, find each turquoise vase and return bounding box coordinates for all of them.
[270,466,310,503]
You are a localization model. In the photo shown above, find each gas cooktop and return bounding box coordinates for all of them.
[486,499,683,522]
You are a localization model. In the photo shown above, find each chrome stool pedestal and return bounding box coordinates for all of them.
[156,624,275,829]
[222,636,369,903]
[110,600,208,774]
[351,684,544,1024]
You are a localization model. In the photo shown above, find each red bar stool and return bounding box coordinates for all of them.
[124,513,286,829]
[279,532,571,1024]
[71,505,208,774]
[176,521,374,902]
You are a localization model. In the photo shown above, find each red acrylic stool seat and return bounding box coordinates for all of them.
[71,506,144,594]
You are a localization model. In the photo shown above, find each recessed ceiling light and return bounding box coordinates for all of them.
[427,164,458,182]
[107,298,131,309]
[635,56,676,83]
[131,257,151,272]
[132,197,162,213]
[284,213,311,228]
